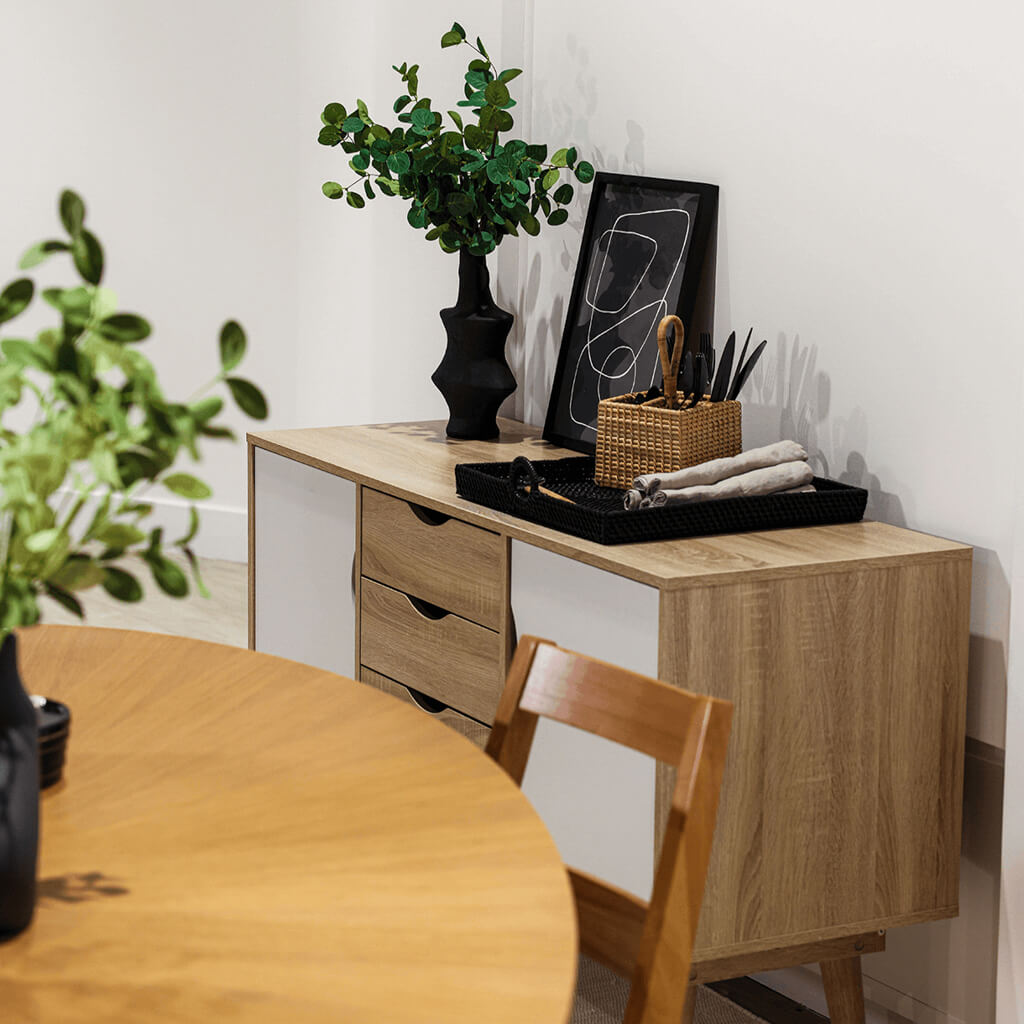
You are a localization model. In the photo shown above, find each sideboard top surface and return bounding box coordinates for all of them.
[248,419,970,590]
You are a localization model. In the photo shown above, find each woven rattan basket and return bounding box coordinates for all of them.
[594,316,742,489]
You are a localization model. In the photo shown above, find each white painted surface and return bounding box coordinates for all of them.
[511,540,659,899]
[253,449,356,676]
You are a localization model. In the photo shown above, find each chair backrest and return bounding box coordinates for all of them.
[485,636,733,1024]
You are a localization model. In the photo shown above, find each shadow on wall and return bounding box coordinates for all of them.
[742,333,907,526]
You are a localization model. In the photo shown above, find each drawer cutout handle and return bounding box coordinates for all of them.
[408,502,451,527]
[406,594,451,621]
[404,685,449,715]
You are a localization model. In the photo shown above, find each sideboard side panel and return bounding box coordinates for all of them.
[252,448,357,676]
[511,540,660,899]
[661,558,970,953]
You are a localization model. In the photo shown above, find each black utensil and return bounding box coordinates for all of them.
[710,331,735,401]
[692,353,708,406]
[700,332,715,382]
[679,350,693,406]
[730,328,752,398]
[727,339,768,400]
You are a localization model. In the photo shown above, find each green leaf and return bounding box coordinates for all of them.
[318,125,342,146]
[342,114,366,133]
[43,582,84,619]
[227,377,269,419]
[547,208,569,226]
[163,472,212,500]
[322,180,345,199]
[441,30,462,47]
[386,151,411,174]
[148,555,189,598]
[410,107,435,131]
[393,94,412,113]
[363,179,375,200]
[521,212,541,236]
[19,239,69,269]
[451,22,466,39]
[469,59,489,72]
[323,102,346,125]
[350,151,370,172]
[541,168,560,191]
[71,229,104,285]
[94,523,146,548]
[190,395,223,423]
[0,278,34,325]
[566,147,578,168]
[495,110,514,132]
[53,556,106,591]
[446,193,473,217]
[59,190,86,237]
[476,37,489,59]
[98,313,152,343]
[25,528,62,554]
[554,183,575,205]
[525,144,547,162]
[346,191,366,209]
[219,319,246,371]
[499,68,523,83]
[447,109,464,130]
[551,148,569,168]
[575,160,595,183]
[175,507,200,547]
[43,285,91,323]
[407,204,429,228]
[102,567,144,602]
[1,337,52,370]
[356,98,369,119]
[484,80,510,107]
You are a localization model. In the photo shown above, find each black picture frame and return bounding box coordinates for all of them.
[542,172,718,453]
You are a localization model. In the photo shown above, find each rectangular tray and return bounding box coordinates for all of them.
[455,456,868,546]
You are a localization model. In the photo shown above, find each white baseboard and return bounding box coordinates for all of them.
[752,966,964,1024]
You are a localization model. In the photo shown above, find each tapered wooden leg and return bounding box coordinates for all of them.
[820,955,866,1024]
[680,983,697,1024]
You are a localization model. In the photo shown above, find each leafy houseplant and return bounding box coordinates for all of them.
[0,190,268,939]
[317,22,593,439]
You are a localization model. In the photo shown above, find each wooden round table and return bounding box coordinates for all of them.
[0,627,577,1023]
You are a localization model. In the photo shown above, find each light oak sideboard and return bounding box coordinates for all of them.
[247,419,971,1022]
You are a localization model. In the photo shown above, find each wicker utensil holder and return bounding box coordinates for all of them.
[594,315,742,489]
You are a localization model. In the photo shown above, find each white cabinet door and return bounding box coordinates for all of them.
[252,449,357,676]
[510,541,660,899]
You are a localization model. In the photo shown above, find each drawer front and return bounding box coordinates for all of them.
[361,667,489,749]
[361,487,505,629]
[360,578,505,724]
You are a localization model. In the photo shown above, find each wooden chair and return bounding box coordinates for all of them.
[485,636,733,1024]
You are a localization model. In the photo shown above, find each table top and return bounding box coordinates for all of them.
[248,419,970,589]
[0,626,577,1024]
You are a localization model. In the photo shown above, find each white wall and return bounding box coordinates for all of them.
[2,3,1020,1019]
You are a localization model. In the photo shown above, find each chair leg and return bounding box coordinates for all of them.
[680,983,697,1024]
[820,955,866,1024]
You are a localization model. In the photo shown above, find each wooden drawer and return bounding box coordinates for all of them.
[361,667,490,749]
[360,578,505,724]
[361,487,505,629]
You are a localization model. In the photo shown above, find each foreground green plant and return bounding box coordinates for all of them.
[0,190,269,637]
[317,21,593,256]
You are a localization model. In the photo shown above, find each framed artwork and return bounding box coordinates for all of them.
[542,172,718,453]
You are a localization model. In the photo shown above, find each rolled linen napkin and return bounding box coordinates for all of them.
[634,440,807,495]
[644,461,814,506]
[623,488,643,510]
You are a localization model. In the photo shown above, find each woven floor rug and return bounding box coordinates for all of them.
[572,956,763,1024]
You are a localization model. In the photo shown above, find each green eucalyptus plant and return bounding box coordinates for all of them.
[317,21,594,256]
[0,190,269,639]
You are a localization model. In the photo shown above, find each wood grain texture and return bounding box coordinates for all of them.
[820,956,867,1024]
[360,665,490,749]
[360,578,505,723]
[690,931,884,983]
[361,487,505,628]
[658,557,971,957]
[248,421,970,591]
[3,626,577,1024]
[487,636,732,1024]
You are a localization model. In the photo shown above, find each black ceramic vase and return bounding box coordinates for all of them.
[0,633,39,940]
[432,249,516,440]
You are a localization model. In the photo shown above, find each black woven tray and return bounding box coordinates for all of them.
[455,456,868,545]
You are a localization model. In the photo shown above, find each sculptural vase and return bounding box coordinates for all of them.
[0,633,39,940]
[432,249,516,440]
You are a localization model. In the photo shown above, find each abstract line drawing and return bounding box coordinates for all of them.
[544,173,718,454]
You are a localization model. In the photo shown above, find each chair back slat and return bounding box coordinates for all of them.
[486,636,733,1024]
[517,642,708,769]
